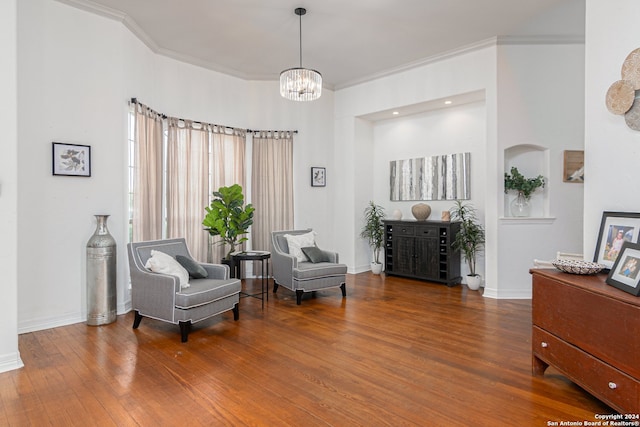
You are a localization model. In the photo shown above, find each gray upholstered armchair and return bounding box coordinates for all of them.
[271,229,347,305]
[127,238,240,342]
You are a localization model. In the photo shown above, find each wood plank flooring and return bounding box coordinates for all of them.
[0,273,614,426]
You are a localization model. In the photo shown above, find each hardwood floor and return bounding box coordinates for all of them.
[0,273,613,426]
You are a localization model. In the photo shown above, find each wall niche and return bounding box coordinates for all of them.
[503,144,550,218]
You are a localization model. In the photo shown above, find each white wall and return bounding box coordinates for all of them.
[0,0,23,373]
[18,0,129,332]
[370,101,487,276]
[492,43,585,299]
[334,46,498,277]
[16,0,336,334]
[584,0,640,255]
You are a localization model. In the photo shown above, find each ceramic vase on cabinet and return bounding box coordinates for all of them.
[86,215,117,325]
[411,203,432,221]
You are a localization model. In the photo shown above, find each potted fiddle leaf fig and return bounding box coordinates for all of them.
[203,184,255,260]
[450,200,485,290]
[360,201,386,274]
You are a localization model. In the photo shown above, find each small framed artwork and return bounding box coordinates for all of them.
[593,211,640,270]
[311,167,326,187]
[606,241,640,296]
[563,150,584,183]
[52,142,91,177]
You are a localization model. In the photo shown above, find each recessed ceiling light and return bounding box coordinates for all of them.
[392,111,400,115]
[444,100,452,105]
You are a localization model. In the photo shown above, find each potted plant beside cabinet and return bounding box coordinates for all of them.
[360,201,385,274]
[450,200,485,290]
[504,166,545,217]
[203,184,255,260]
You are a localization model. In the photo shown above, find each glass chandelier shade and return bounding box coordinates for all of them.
[280,8,322,102]
[280,67,322,101]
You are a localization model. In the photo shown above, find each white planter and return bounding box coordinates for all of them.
[466,274,482,290]
[371,262,383,275]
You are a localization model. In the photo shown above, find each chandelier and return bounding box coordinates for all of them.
[280,8,322,102]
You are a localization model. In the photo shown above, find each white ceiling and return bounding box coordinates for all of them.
[58,0,585,90]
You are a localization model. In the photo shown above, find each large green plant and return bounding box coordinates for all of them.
[360,201,385,264]
[450,200,485,277]
[504,167,545,199]
[203,184,255,259]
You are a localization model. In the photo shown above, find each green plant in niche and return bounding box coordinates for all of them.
[360,201,386,264]
[450,200,485,277]
[203,184,255,260]
[504,167,545,199]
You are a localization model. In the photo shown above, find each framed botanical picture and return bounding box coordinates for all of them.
[606,241,640,296]
[52,142,91,177]
[593,211,640,270]
[563,150,584,183]
[311,167,326,187]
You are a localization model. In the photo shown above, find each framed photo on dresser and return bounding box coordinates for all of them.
[593,211,640,270]
[606,241,640,296]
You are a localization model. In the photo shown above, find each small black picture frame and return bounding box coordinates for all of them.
[606,241,640,296]
[593,211,640,271]
[311,167,326,187]
[52,142,91,177]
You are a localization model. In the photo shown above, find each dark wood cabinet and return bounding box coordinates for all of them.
[384,220,461,286]
[531,269,640,414]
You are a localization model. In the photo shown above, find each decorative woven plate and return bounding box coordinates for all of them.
[625,94,640,130]
[605,80,636,115]
[622,48,640,90]
[551,259,606,275]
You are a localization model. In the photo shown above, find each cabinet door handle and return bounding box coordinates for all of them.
[608,382,617,390]
[541,342,548,348]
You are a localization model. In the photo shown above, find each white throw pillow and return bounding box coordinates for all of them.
[144,250,190,289]
[284,231,316,262]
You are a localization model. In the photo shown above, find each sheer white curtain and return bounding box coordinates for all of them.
[166,118,210,261]
[208,128,246,263]
[132,102,163,242]
[251,131,294,253]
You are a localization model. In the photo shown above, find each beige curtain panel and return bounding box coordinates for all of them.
[251,132,294,254]
[166,119,211,262]
[208,128,247,263]
[132,102,163,242]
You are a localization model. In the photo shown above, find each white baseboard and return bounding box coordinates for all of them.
[482,286,532,299]
[0,351,24,373]
[18,312,84,334]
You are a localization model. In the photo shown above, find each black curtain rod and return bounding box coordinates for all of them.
[131,98,297,134]
[247,129,298,134]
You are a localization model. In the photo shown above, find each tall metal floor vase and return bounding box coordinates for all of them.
[86,214,117,325]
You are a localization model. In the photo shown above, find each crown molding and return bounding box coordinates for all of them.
[334,38,498,90]
[335,35,584,90]
[496,34,585,45]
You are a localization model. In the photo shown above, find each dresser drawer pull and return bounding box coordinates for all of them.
[541,342,548,348]
[608,382,617,390]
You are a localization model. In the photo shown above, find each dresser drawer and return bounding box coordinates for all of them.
[415,226,438,237]
[533,326,640,413]
[393,225,415,236]
[532,274,640,379]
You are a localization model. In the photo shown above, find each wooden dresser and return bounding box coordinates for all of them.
[531,269,640,413]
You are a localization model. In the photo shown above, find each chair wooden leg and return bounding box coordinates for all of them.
[340,283,347,297]
[132,310,143,329]
[179,321,191,343]
[296,290,303,305]
[232,303,239,321]
[273,281,279,293]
